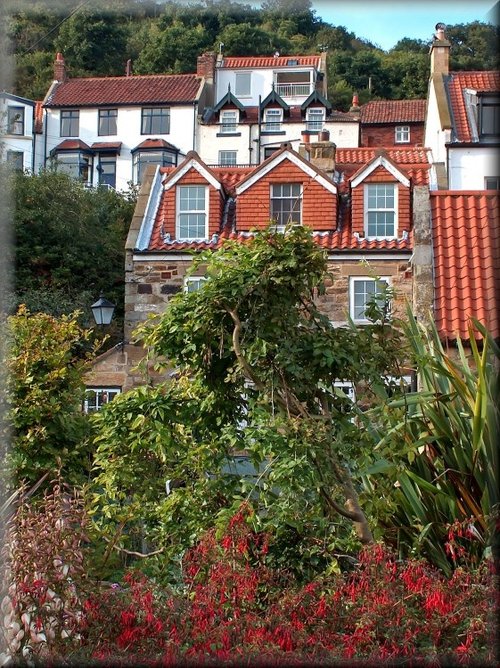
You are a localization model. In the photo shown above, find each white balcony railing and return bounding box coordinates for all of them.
[275,83,313,98]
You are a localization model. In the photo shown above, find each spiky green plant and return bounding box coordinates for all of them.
[362,312,499,575]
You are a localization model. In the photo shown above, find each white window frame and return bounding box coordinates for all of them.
[364,183,398,239]
[219,150,237,166]
[263,108,283,132]
[234,71,251,97]
[220,109,238,133]
[176,185,209,240]
[83,387,121,413]
[349,277,390,324]
[7,106,25,135]
[306,107,325,132]
[395,125,410,143]
[385,374,415,395]
[184,276,208,293]
[6,150,24,170]
[270,183,302,230]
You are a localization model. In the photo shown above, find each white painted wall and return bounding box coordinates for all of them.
[44,104,197,191]
[0,96,38,171]
[424,84,451,169]
[448,146,499,190]
[199,119,360,165]
[215,66,317,107]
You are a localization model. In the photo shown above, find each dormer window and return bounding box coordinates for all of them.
[176,185,208,240]
[220,109,238,133]
[365,184,397,238]
[395,125,410,143]
[263,108,283,133]
[270,183,302,229]
[275,71,312,98]
[479,94,500,140]
[306,107,325,132]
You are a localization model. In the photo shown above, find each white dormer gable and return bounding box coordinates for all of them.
[351,154,410,188]
[235,149,337,196]
[163,155,222,192]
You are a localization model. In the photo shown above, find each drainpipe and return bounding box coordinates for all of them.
[31,105,35,172]
[192,102,197,152]
[43,108,48,168]
[257,95,262,164]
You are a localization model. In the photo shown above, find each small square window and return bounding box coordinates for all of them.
[350,277,389,323]
[7,106,25,135]
[60,109,79,137]
[485,177,500,190]
[235,72,251,97]
[219,150,237,166]
[395,125,410,143]
[220,110,238,133]
[6,150,24,170]
[141,107,170,135]
[98,109,117,136]
[184,277,207,293]
[263,108,282,132]
[83,387,121,413]
[306,107,325,132]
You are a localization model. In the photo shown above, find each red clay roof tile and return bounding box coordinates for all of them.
[45,74,201,107]
[221,55,321,69]
[360,99,426,124]
[431,190,499,341]
[447,71,500,142]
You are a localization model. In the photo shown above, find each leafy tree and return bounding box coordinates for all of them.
[381,51,429,99]
[135,20,211,74]
[391,37,429,54]
[215,22,274,57]
[11,169,134,332]
[2,306,94,489]
[54,9,129,77]
[90,227,405,578]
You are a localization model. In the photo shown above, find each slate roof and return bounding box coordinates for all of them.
[45,74,202,107]
[220,55,322,69]
[446,71,500,142]
[202,105,358,125]
[431,190,499,341]
[360,100,426,124]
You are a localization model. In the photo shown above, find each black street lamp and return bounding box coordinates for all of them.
[90,294,116,326]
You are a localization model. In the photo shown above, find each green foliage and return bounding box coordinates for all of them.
[12,169,133,333]
[4,2,498,106]
[2,306,95,489]
[361,313,499,574]
[90,226,404,580]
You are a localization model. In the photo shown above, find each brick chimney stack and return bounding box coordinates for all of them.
[197,52,216,83]
[54,52,66,82]
[430,22,450,76]
[299,138,336,179]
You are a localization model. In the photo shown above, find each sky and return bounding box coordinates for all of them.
[309,0,498,51]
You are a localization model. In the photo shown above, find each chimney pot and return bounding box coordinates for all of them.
[125,59,132,76]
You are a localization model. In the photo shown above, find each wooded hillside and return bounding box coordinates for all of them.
[5,0,499,110]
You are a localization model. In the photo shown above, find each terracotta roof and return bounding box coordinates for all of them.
[91,141,122,151]
[147,228,413,253]
[221,55,321,69]
[360,99,426,124]
[431,191,500,341]
[52,139,92,151]
[336,147,431,185]
[45,74,201,107]
[132,138,179,152]
[34,101,43,133]
[446,71,500,142]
